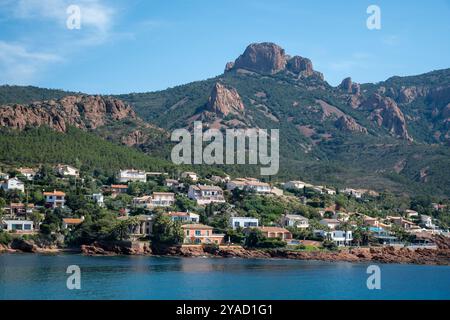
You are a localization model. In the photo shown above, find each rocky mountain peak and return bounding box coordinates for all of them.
[206,83,245,117]
[226,42,323,79]
[231,42,287,75]
[286,56,313,76]
[339,77,361,95]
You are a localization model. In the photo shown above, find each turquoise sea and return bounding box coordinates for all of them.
[0,254,449,300]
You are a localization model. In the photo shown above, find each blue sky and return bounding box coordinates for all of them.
[0,0,449,94]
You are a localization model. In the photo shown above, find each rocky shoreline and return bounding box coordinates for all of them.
[2,237,450,266]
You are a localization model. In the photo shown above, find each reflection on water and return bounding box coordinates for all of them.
[0,254,449,300]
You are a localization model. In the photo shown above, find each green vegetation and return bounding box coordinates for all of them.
[0,126,174,176]
[244,228,287,248]
[151,213,184,245]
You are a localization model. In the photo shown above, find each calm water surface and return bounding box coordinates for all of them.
[0,254,449,300]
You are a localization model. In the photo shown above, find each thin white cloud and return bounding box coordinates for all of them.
[329,52,373,71]
[0,41,62,84]
[0,0,119,84]
[381,35,400,46]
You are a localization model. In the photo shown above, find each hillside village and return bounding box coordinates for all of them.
[1,164,449,254]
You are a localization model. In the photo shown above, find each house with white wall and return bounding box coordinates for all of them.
[282,214,309,228]
[151,192,175,207]
[319,219,341,230]
[284,181,306,190]
[55,164,79,178]
[117,169,147,183]
[1,178,25,193]
[229,217,259,230]
[181,171,198,182]
[166,212,200,223]
[188,185,225,205]
[227,178,272,194]
[316,230,353,246]
[2,220,34,233]
[44,190,66,208]
[17,167,38,181]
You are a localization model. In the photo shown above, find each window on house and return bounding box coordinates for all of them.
[195,230,201,236]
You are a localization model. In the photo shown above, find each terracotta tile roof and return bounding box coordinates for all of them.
[167,212,189,217]
[63,218,83,224]
[43,190,65,196]
[182,223,213,230]
[193,185,223,191]
[10,203,34,208]
[111,184,128,189]
[258,226,291,233]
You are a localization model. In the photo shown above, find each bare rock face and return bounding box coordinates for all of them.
[286,56,313,77]
[224,61,235,72]
[232,42,287,75]
[335,115,368,133]
[339,77,361,95]
[121,130,147,146]
[0,95,136,132]
[398,87,419,103]
[363,93,412,141]
[397,86,430,104]
[206,83,245,117]
[10,239,38,253]
[226,42,324,81]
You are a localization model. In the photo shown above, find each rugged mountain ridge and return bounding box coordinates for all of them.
[0,94,169,155]
[1,42,450,196]
[0,95,136,132]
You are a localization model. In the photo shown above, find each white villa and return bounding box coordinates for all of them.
[132,192,175,209]
[2,220,34,233]
[166,212,200,223]
[342,188,363,199]
[316,230,353,246]
[92,193,104,207]
[17,167,38,181]
[132,196,153,209]
[188,185,225,205]
[405,209,419,218]
[319,218,341,230]
[282,214,309,228]
[181,171,198,182]
[117,169,147,183]
[44,190,66,208]
[227,178,272,194]
[421,215,435,229]
[55,164,79,178]
[151,192,175,207]
[1,178,25,193]
[229,217,259,230]
[284,181,306,190]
